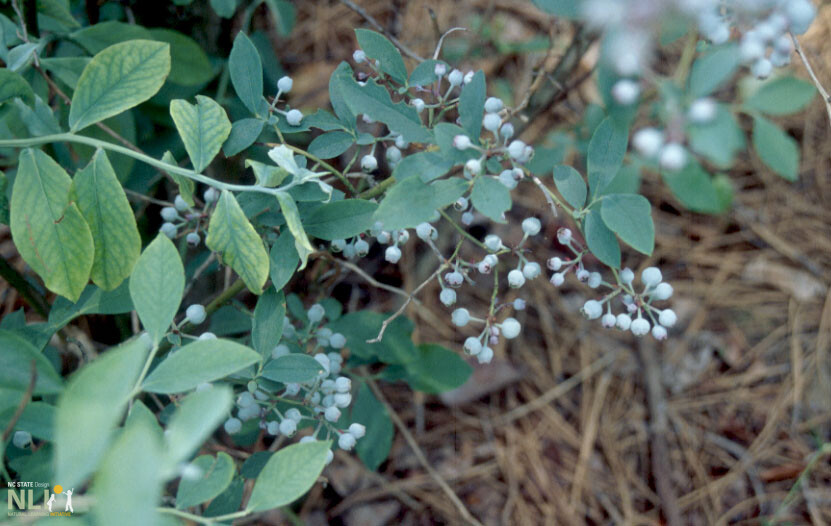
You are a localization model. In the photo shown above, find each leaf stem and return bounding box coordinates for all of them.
[277,142,357,195]
[157,507,251,524]
[439,209,487,250]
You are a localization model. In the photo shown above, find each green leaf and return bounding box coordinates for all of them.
[229,32,267,116]
[303,199,378,240]
[752,115,799,181]
[274,191,314,271]
[39,56,89,90]
[204,477,244,518]
[55,337,150,487]
[662,161,728,214]
[129,234,185,345]
[0,68,34,105]
[261,354,325,384]
[408,59,445,87]
[354,29,408,85]
[583,209,620,268]
[142,339,261,393]
[245,159,289,188]
[69,40,171,132]
[600,194,654,255]
[10,149,94,301]
[374,177,468,231]
[223,118,265,157]
[687,104,745,168]
[247,441,330,511]
[350,382,392,471]
[532,0,580,18]
[165,386,234,467]
[252,288,285,357]
[170,95,232,172]
[269,231,299,292]
[0,172,9,225]
[206,190,270,294]
[327,312,416,364]
[688,43,740,98]
[92,418,163,526]
[14,95,61,136]
[333,64,431,143]
[391,151,452,182]
[70,21,153,55]
[587,117,629,197]
[744,76,816,116]
[176,453,235,509]
[73,149,141,291]
[459,70,486,139]
[308,131,354,159]
[162,151,195,207]
[1,401,55,441]
[471,176,511,223]
[552,165,587,209]
[0,329,63,394]
[329,62,356,128]
[264,0,296,36]
[211,0,238,18]
[36,0,81,29]
[405,344,473,394]
[48,282,134,331]
[7,42,40,72]
[148,28,214,87]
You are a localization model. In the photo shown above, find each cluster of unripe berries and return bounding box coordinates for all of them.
[275,75,303,126]
[158,194,208,245]
[222,302,363,465]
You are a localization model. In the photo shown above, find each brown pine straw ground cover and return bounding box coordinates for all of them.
[2,1,831,524]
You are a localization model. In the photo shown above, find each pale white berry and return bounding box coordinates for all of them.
[786,0,817,35]
[329,333,346,349]
[12,431,31,448]
[203,187,219,203]
[507,140,526,160]
[652,325,668,341]
[461,212,474,225]
[751,57,772,79]
[224,418,242,434]
[279,418,297,436]
[484,97,504,113]
[416,222,433,240]
[174,195,189,211]
[334,393,352,408]
[448,69,463,86]
[161,206,178,222]
[576,269,590,282]
[500,123,515,138]
[659,143,687,171]
[286,408,302,422]
[186,232,200,246]
[633,128,664,158]
[308,304,325,323]
[740,33,766,62]
[348,423,366,438]
[501,318,521,339]
[314,353,330,375]
[266,421,279,435]
[611,79,640,105]
[601,313,616,328]
[338,432,357,450]
[483,113,501,132]
[620,267,634,284]
[641,267,662,287]
[513,298,526,310]
[464,337,483,355]
[548,257,563,271]
[453,134,472,150]
[186,304,206,324]
[440,288,457,306]
[412,98,425,112]
[361,154,378,172]
[277,75,293,93]
[616,313,632,330]
[484,235,502,252]
[658,309,677,328]
[452,308,470,327]
[499,169,518,189]
[477,346,494,364]
[522,262,541,280]
[465,158,482,175]
[631,317,650,336]
[324,406,341,422]
[386,146,402,164]
[522,217,541,236]
[353,49,367,63]
[508,269,526,288]
[199,332,217,340]
[385,246,402,264]
[463,71,475,84]
[688,98,717,124]
[587,272,602,289]
[557,228,572,244]
[286,109,303,126]
[434,63,447,77]
[582,300,603,320]
[160,222,177,238]
[653,282,673,300]
[550,272,565,287]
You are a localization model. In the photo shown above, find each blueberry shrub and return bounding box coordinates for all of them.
[0,0,823,523]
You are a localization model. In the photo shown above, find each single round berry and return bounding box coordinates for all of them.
[576,269,590,282]
[329,333,346,349]
[611,79,640,105]
[353,49,367,63]
[465,158,482,175]
[286,109,303,126]
[199,332,217,341]
[186,304,207,324]
[324,405,341,422]
[484,97,504,113]
[385,246,402,264]
[434,63,447,77]
[483,112,502,132]
[652,325,668,341]
[653,282,673,301]
[641,267,662,287]
[361,154,378,172]
[587,272,602,289]
[339,431,357,450]
[266,421,279,435]
[277,75,293,93]
[354,239,369,257]
[582,300,603,320]
[307,304,325,323]
[395,135,409,149]
[448,69,464,86]
[397,229,410,244]
[464,336,483,355]
[334,393,352,408]
[452,308,470,327]
[508,269,526,288]
[12,431,31,449]
[500,122,515,139]
[416,222,433,240]
[522,262,541,280]
[348,423,366,438]
[160,222,177,238]
[620,268,634,284]
[386,146,402,164]
[203,187,219,203]
[455,197,469,211]
[508,140,526,159]
[501,318,521,339]
[440,288,457,306]
[513,298,526,311]
[237,391,255,408]
[550,272,565,287]
[548,257,563,271]
[161,206,179,222]
[601,313,616,328]
[461,212,474,225]
[740,32,766,62]
[174,195,189,212]
[285,408,302,423]
[272,344,290,359]
[688,98,717,124]
[659,143,687,171]
[499,169,518,190]
[484,235,502,252]
[279,418,297,436]
[630,317,650,337]
[751,57,772,79]
[334,377,351,394]
[186,232,200,246]
[522,217,541,236]
[224,417,242,434]
[463,71,474,83]
[314,353,331,375]
[453,135,472,150]
[477,346,494,364]
[786,0,817,35]
[412,98,425,112]
[557,228,572,244]
[285,383,300,396]
[633,128,664,158]
[658,309,677,328]
[616,313,632,331]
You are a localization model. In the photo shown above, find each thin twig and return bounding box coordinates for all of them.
[365,376,485,526]
[339,0,424,61]
[333,258,414,300]
[791,32,831,128]
[433,27,466,60]
[2,361,37,443]
[367,266,444,343]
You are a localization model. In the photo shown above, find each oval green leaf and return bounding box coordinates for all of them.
[261,354,325,384]
[752,115,799,181]
[129,234,185,345]
[303,199,378,240]
[583,209,620,268]
[552,165,587,209]
[247,440,331,511]
[600,193,654,256]
[176,453,235,509]
[170,95,232,172]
